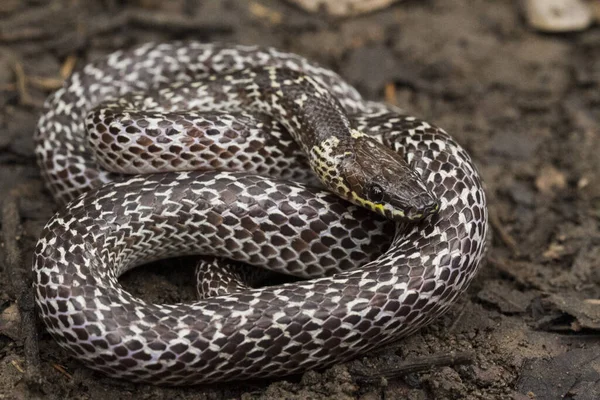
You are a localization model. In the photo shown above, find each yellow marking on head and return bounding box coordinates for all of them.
[310,157,338,183]
[310,138,349,191]
[350,129,367,139]
[323,136,340,147]
[311,138,340,165]
[351,192,386,214]
[350,192,407,219]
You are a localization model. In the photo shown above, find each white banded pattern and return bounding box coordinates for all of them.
[33,42,488,385]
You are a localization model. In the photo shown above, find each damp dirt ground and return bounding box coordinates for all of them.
[0,1,599,399]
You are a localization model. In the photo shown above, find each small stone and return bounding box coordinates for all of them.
[535,165,567,194]
[0,303,21,341]
[542,242,565,260]
[473,365,507,388]
[285,0,401,17]
[424,367,467,398]
[588,0,600,22]
[524,0,593,33]
[508,181,535,207]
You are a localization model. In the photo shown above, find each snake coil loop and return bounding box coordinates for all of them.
[33,42,488,385]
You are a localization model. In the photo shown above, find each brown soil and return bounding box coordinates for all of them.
[1,1,599,399]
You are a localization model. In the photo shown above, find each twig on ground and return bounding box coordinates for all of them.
[348,351,475,382]
[60,54,77,79]
[11,60,34,107]
[385,82,398,105]
[126,9,234,33]
[52,364,73,380]
[0,27,47,43]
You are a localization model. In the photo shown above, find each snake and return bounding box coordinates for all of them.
[33,42,488,385]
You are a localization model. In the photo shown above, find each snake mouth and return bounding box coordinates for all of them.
[404,199,440,221]
[384,192,440,222]
[406,192,440,220]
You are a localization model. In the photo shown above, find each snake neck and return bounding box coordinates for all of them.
[224,66,355,152]
[130,66,352,152]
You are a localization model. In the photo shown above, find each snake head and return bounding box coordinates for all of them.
[334,134,440,222]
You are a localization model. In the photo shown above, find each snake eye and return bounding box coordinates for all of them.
[367,183,385,204]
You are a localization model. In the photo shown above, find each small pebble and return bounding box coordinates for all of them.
[591,1,600,22]
[0,303,21,341]
[286,0,400,17]
[524,0,593,32]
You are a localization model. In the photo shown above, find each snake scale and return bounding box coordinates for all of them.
[33,42,488,385]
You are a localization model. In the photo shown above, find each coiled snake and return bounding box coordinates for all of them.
[33,42,488,385]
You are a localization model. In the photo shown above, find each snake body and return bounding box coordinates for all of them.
[33,42,488,385]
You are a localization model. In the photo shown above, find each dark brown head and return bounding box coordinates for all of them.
[330,133,439,222]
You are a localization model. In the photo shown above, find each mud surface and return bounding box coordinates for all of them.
[1,1,599,399]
